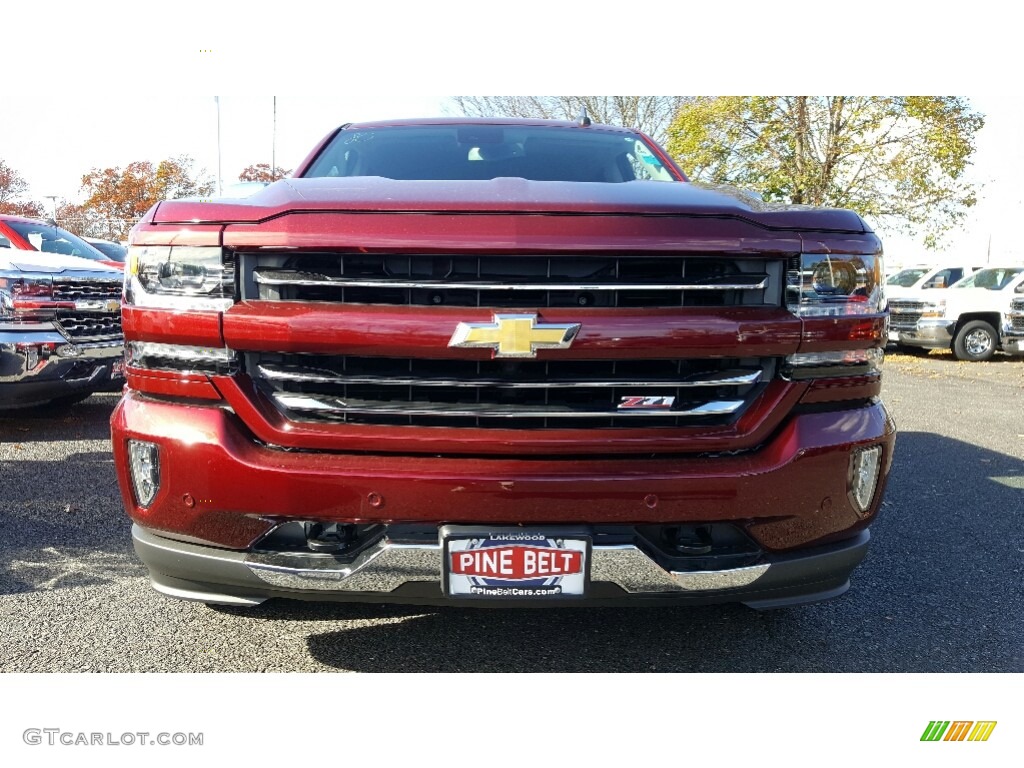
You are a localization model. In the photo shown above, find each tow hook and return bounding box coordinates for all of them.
[304,523,356,553]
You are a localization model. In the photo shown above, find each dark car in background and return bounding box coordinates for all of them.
[84,237,128,264]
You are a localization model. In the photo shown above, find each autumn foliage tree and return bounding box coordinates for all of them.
[450,96,688,144]
[54,200,100,238]
[79,155,215,239]
[238,163,291,182]
[0,159,45,218]
[666,96,985,247]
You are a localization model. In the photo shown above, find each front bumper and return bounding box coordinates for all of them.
[1000,319,1024,355]
[113,392,894,607]
[0,328,123,408]
[891,318,953,349]
[133,523,872,610]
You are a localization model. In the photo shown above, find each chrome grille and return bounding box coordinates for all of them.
[1009,298,1024,331]
[249,354,773,429]
[244,253,782,308]
[888,299,925,332]
[1010,298,1024,328]
[55,311,123,342]
[52,278,122,302]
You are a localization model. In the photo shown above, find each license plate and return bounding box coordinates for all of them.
[111,360,125,379]
[441,526,590,599]
[888,330,899,342]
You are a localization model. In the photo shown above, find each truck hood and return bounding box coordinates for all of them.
[943,286,1018,315]
[153,177,872,234]
[0,248,123,276]
[886,286,950,301]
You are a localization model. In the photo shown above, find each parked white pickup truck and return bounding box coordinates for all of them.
[885,264,985,302]
[888,266,1024,360]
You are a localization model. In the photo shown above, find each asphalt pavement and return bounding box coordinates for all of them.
[1,350,1021,673]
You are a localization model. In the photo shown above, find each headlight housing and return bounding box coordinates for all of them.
[125,246,234,310]
[920,300,946,318]
[787,253,884,317]
[0,273,54,318]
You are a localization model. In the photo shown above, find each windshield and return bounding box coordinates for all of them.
[6,221,108,262]
[952,267,1024,290]
[886,268,929,287]
[303,125,679,183]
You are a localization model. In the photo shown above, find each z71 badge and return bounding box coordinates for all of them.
[618,396,676,410]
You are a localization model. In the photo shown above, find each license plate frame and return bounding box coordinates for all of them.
[441,525,591,600]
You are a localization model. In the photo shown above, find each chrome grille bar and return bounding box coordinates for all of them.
[257,363,762,389]
[271,393,746,419]
[254,269,768,292]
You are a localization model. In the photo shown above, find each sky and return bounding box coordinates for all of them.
[3,93,1020,267]
[3,1,1020,267]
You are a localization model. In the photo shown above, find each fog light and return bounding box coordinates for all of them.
[849,445,882,515]
[128,440,161,507]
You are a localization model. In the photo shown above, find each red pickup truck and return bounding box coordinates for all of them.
[112,118,894,609]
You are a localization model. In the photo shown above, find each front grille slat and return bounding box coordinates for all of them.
[888,299,925,331]
[51,279,122,302]
[1009,298,1024,329]
[55,313,123,342]
[256,362,762,389]
[250,354,772,430]
[244,253,781,309]
[55,311,123,342]
[254,271,769,292]
[271,393,746,419]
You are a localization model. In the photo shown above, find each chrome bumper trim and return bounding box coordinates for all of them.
[0,338,122,384]
[245,537,770,594]
[150,580,267,606]
[895,318,952,347]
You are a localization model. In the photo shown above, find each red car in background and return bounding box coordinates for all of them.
[0,215,125,270]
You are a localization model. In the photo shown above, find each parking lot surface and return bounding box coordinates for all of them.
[1,351,1021,672]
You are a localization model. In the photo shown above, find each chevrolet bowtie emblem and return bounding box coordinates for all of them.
[448,314,581,358]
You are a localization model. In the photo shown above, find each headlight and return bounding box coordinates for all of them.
[125,246,234,310]
[787,253,884,317]
[920,300,946,318]
[0,273,54,318]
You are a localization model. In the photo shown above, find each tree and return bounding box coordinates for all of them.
[238,163,291,182]
[666,96,985,248]
[0,159,45,218]
[450,96,689,144]
[79,156,215,240]
[55,200,103,239]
